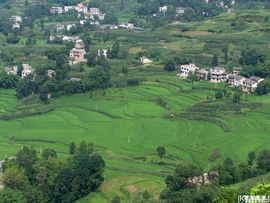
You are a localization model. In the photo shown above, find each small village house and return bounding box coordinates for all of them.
[76,3,88,14]
[21,64,32,78]
[64,6,75,13]
[10,15,22,23]
[55,24,65,32]
[159,5,168,13]
[98,49,108,58]
[210,67,227,83]
[62,36,80,42]
[140,56,153,65]
[69,40,87,63]
[176,7,186,15]
[4,66,18,75]
[242,76,264,92]
[179,63,199,78]
[232,67,242,75]
[195,69,209,80]
[98,13,106,21]
[89,7,100,15]
[47,70,56,79]
[12,23,20,29]
[227,74,245,87]
[50,6,63,14]
[67,24,76,31]
[127,23,134,29]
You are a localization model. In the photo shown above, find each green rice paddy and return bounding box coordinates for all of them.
[1,75,270,202]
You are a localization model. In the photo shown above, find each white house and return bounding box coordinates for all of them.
[159,5,168,13]
[210,67,227,82]
[62,35,80,42]
[176,7,186,15]
[55,24,65,31]
[179,63,199,78]
[80,20,87,25]
[98,49,108,58]
[47,70,56,78]
[4,66,18,75]
[12,23,20,29]
[67,24,76,31]
[21,64,32,78]
[64,6,75,12]
[140,56,153,64]
[98,13,106,21]
[50,7,63,14]
[10,15,22,23]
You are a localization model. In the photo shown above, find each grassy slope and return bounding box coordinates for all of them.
[1,75,270,202]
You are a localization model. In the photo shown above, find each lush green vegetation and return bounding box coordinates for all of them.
[0,143,105,202]
[1,0,270,202]
[1,74,270,201]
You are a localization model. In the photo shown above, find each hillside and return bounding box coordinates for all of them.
[0,0,270,202]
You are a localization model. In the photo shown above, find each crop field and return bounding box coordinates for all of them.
[1,74,270,202]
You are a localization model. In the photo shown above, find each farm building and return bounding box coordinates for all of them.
[227,74,245,86]
[50,7,63,14]
[140,56,153,64]
[21,64,32,78]
[210,67,227,83]
[179,63,199,78]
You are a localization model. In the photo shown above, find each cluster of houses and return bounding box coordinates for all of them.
[9,15,22,29]
[179,63,264,93]
[50,3,105,21]
[4,64,55,79]
[188,171,219,187]
[155,0,236,17]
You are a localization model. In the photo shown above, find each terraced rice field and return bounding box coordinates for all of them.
[0,75,270,202]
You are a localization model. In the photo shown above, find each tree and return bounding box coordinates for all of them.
[211,54,219,66]
[236,162,252,182]
[250,183,270,195]
[256,80,270,95]
[142,190,151,201]
[248,151,256,165]
[240,49,263,66]
[16,146,38,182]
[222,47,229,63]
[257,150,270,172]
[120,0,124,10]
[78,140,88,154]
[3,166,30,190]
[232,91,242,104]
[0,189,27,203]
[87,54,96,67]
[69,142,76,155]
[39,84,50,102]
[156,146,166,160]
[110,42,120,59]
[218,157,236,185]
[42,148,57,159]
[164,59,176,72]
[111,196,121,203]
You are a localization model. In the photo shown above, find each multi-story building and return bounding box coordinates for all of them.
[210,67,227,82]
[179,63,199,78]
